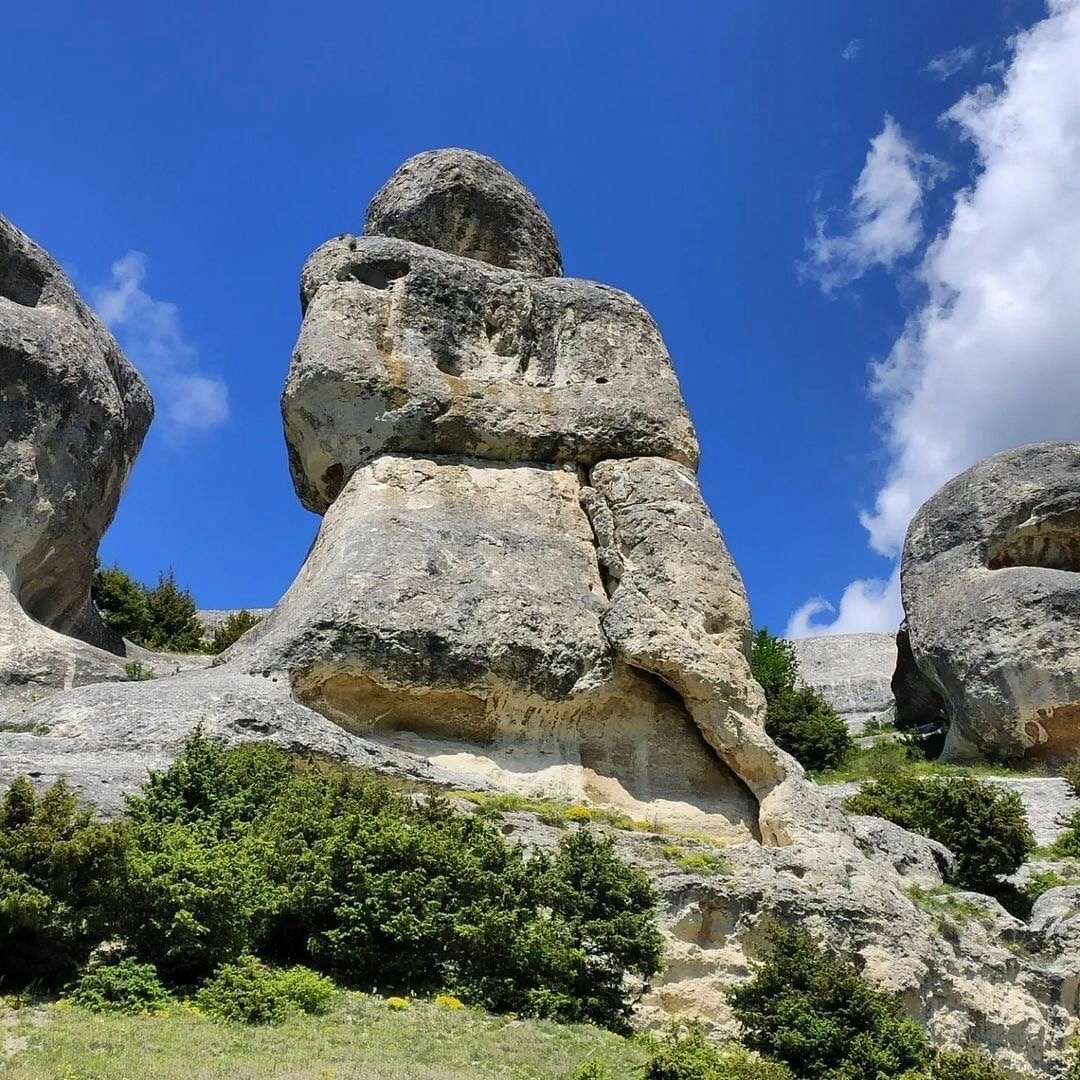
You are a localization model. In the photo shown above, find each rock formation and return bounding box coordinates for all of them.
[790,632,897,732]
[897,442,1080,761]
[0,216,188,713]
[2,166,1076,1076]
[231,148,820,843]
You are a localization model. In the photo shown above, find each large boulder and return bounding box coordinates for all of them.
[1,215,152,645]
[283,233,698,513]
[233,150,833,843]
[364,148,562,276]
[899,442,1080,761]
[0,216,170,714]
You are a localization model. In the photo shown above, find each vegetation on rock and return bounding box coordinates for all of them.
[843,772,1034,891]
[751,629,852,772]
[0,777,128,987]
[729,925,1017,1080]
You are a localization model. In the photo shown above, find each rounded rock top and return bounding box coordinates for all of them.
[363,148,563,277]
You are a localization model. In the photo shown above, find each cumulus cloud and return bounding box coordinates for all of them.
[786,565,902,639]
[93,252,229,437]
[842,39,861,62]
[790,0,1080,637]
[926,44,976,79]
[804,116,946,293]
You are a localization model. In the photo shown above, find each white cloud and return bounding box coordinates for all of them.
[93,252,229,437]
[786,565,902,639]
[926,44,977,80]
[842,39,861,62]
[791,0,1080,636]
[805,116,946,293]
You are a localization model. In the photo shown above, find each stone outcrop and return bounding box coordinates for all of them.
[364,149,562,277]
[231,149,828,843]
[495,811,1071,1080]
[898,442,1080,761]
[790,632,897,732]
[0,216,181,714]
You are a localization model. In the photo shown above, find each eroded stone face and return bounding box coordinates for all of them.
[0,215,152,650]
[284,235,699,513]
[237,149,837,842]
[899,441,1080,761]
[230,455,761,839]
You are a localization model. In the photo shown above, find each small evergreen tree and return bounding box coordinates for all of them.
[143,571,205,653]
[729,925,931,1079]
[844,773,1033,891]
[751,629,852,772]
[208,609,262,654]
[0,778,129,987]
[750,629,799,702]
[92,564,151,642]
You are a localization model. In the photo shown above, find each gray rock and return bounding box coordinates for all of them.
[0,215,152,647]
[900,442,1080,761]
[228,454,769,841]
[284,234,698,513]
[848,814,953,886]
[0,667,482,816]
[0,216,166,715]
[790,633,897,732]
[364,149,562,276]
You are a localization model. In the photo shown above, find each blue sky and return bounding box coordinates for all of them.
[5,0,1077,636]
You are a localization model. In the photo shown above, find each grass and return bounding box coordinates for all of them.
[812,741,1051,785]
[0,993,649,1079]
[452,790,660,833]
[903,884,997,941]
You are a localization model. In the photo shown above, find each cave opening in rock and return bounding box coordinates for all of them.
[986,512,1080,571]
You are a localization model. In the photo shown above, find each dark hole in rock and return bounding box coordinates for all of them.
[0,236,47,307]
[987,513,1080,571]
[595,377,609,384]
[321,462,346,503]
[349,258,409,290]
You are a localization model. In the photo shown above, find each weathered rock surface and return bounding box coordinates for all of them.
[0,215,165,714]
[790,633,897,732]
[284,234,699,513]
[0,667,481,816]
[900,442,1080,761]
[364,149,562,277]
[0,215,152,646]
[235,150,833,843]
[495,813,1069,1079]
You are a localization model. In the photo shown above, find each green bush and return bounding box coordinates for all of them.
[208,609,263,654]
[750,629,799,702]
[1050,765,1080,858]
[843,773,1034,891]
[89,731,661,1031]
[764,687,852,773]
[644,1022,792,1079]
[64,958,170,1014]
[260,769,663,1031]
[195,955,334,1024]
[751,629,852,773]
[143,571,205,653]
[920,1046,1012,1079]
[92,564,205,653]
[0,777,129,988]
[729,925,931,1079]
